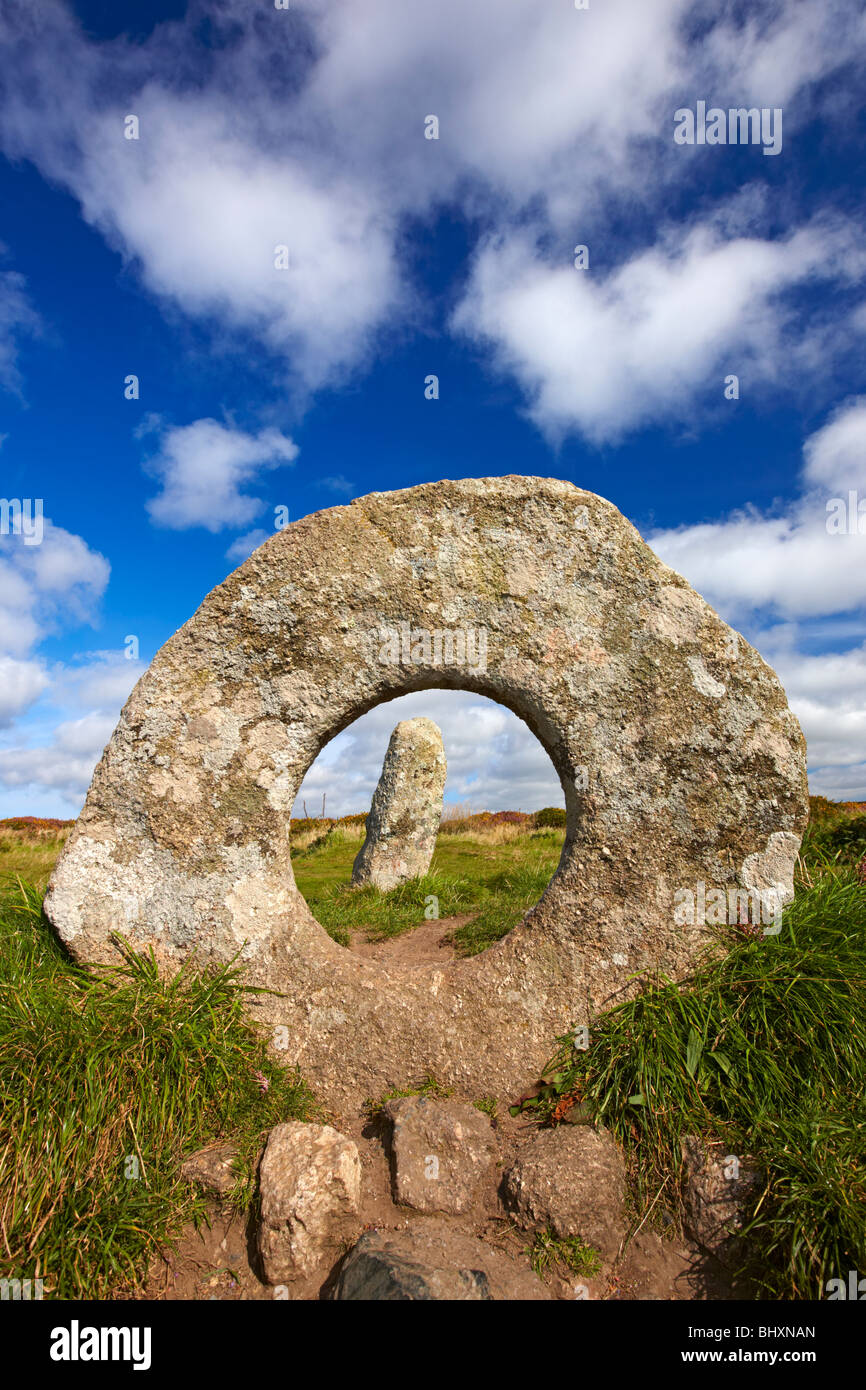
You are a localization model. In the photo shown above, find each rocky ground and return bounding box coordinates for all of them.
[141,1099,744,1301]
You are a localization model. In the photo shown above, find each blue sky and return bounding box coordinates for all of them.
[0,0,865,818]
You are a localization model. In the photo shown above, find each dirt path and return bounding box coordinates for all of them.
[344,913,475,965]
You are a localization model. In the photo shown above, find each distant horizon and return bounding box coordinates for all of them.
[5,792,866,834]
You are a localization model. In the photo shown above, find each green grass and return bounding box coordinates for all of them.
[524,868,866,1299]
[0,834,70,891]
[362,1074,454,1119]
[473,1095,499,1120]
[0,877,315,1299]
[450,859,558,955]
[293,825,564,954]
[527,1227,602,1280]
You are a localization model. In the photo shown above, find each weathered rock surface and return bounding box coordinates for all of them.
[384,1096,497,1214]
[502,1126,628,1262]
[257,1122,361,1283]
[181,1143,240,1197]
[332,1222,548,1300]
[44,476,809,1108]
[681,1136,760,1264]
[351,718,446,890]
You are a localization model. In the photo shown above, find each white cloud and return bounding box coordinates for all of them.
[0,656,48,725]
[81,101,404,393]
[293,690,563,818]
[803,398,866,494]
[225,529,270,564]
[305,0,690,215]
[1,0,864,419]
[649,512,866,623]
[0,2,406,393]
[0,651,146,811]
[692,1,866,115]
[454,219,866,444]
[0,521,136,813]
[0,268,40,393]
[751,635,866,800]
[0,519,109,656]
[51,650,145,712]
[308,0,866,216]
[142,418,298,531]
[649,401,866,620]
[0,712,117,801]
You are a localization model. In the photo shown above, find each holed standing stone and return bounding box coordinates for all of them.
[43,476,808,1109]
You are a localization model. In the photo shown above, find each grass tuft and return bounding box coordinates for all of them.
[0,877,315,1299]
[527,1227,602,1280]
[361,1075,453,1120]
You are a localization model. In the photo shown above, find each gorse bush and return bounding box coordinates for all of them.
[534,807,567,829]
[0,878,315,1299]
[438,809,534,835]
[0,817,73,835]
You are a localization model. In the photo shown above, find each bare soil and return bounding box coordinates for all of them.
[345,913,471,965]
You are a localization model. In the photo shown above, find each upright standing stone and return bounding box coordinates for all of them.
[351,717,446,891]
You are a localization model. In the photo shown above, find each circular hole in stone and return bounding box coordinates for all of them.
[290,690,567,965]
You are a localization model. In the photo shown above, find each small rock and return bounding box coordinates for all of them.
[680,1136,760,1263]
[502,1126,628,1262]
[333,1221,549,1300]
[257,1122,361,1283]
[351,718,446,890]
[560,1098,596,1125]
[384,1096,497,1215]
[181,1144,240,1197]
